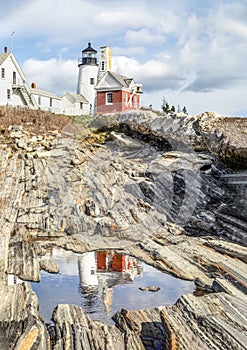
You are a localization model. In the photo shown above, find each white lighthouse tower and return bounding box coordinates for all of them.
[97,46,112,82]
[77,42,98,114]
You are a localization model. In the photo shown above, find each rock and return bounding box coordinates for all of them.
[0,282,50,349]
[0,110,246,349]
[194,112,247,169]
[160,292,247,350]
[7,241,40,282]
[8,124,23,132]
[194,277,213,292]
[39,257,59,273]
[139,286,160,292]
[98,110,247,169]
[52,304,127,349]
[16,136,27,149]
[112,307,166,349]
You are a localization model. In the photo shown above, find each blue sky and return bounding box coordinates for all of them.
[0,0,247,116]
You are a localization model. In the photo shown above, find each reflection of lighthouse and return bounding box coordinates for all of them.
[78,252,100,312]
[78,250,143,315]
[78,251,98,286]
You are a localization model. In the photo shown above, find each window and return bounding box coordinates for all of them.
[90,78,95,85]
[80,102,83,109]
[7,89,11,100]
[38,96,41,105]
[13,71,16,85]
[1,68,5,79]
[106,92,113,104]
[101,61,105,71]
[50,98,52,107]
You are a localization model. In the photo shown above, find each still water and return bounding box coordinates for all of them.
[32,249,194,324]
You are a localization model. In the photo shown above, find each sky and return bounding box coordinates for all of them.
[0,0,247,116]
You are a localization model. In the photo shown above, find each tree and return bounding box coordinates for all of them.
[182,106,188,114]
[171,105,175,112]
[161,97,170,113]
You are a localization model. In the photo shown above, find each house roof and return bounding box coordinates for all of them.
[0,52,27,82]
[95,71,134,91]
[109,72,134,88]
[30,87,61,100]
[0,53,9,66]
[61,92,89,104]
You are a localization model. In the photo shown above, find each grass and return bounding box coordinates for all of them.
[0,106,109,144]
[0,105,72,135]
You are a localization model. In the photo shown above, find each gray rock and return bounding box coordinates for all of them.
[0,110,246,349]
[39,257,59,273]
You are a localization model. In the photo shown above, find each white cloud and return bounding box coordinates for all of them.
[124,28,165,45]
[22,58,77,94]
[1,0,246,116]
[112,46,147,57]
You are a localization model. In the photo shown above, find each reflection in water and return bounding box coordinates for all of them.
[78,251,142,316]
[31,248,195,324]
[8,274,23,285]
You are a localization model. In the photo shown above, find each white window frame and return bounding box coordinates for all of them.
[134,95,137,109]
[50,98,52,107]
[101,61,105,71]
[7,89,11,100]
[38,96,41,105]
[1,68,5,79]
[124,92,128,106]
[90,78,95,85]
[106,92,113,105]
[80,102,83,109]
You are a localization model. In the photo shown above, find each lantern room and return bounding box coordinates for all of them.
[78,42,97,66]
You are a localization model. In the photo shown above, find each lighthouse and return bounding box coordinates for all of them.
[77,42,98,114]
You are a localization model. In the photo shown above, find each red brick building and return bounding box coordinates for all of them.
[95,71,142,114]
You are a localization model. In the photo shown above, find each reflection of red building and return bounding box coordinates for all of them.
[96,251,137,272]
[78,250,142,314]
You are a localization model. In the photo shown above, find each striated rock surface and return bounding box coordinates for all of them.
[0,281,50,349]
[113,110,247,169]
[0,107,246,349]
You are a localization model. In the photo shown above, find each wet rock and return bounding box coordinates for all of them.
[39,257,59,273]
[112,307,165,349]
[0,282,50,349]
[7,241,40,281]
[52,304,126,349]
[139,286,160,292]
[194,277,213,292]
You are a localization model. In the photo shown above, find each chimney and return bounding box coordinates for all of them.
[4,47,8,53]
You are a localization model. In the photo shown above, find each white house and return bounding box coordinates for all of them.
[30,85,61,114]
[0,43,142,116]
[0,46,90,116]
[61,92,90,116]
[0,47,37,108]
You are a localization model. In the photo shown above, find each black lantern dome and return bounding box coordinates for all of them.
[78,42,97,66]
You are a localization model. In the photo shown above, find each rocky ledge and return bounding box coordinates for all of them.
[93,110,247,169]
[0,108,246,349]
